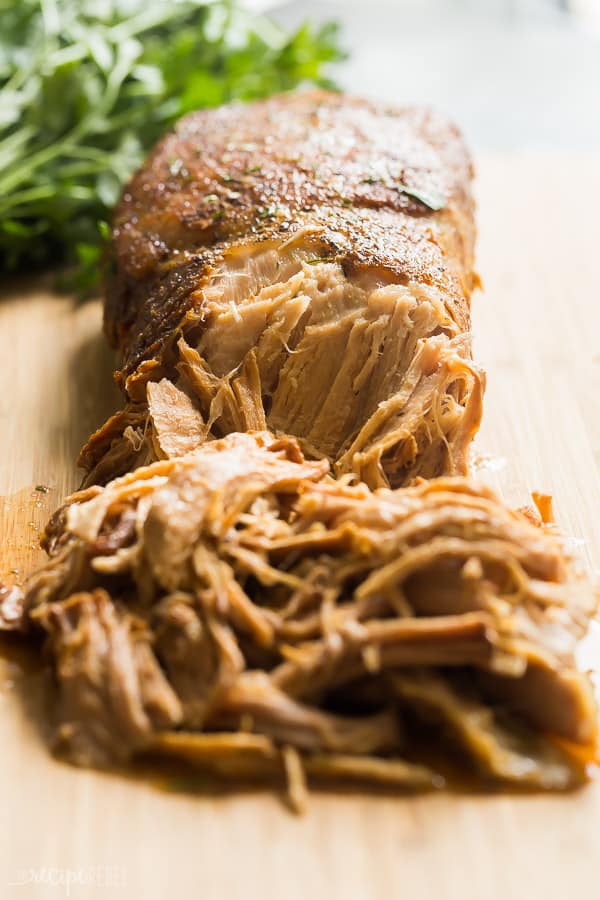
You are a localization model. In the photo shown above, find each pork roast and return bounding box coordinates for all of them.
[4,432,597,806]
[4,92,595,808]
[80,91,484,488]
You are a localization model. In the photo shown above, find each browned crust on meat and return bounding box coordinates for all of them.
[106,90,476,388]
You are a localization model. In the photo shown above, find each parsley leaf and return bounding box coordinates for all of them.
[397,183,446,211]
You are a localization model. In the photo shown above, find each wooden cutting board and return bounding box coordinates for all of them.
[1,156,599,900]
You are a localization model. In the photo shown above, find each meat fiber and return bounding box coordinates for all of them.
[4,433,597,806]
[80,91,484,488]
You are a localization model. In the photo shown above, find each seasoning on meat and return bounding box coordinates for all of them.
[3,432,596,804]
[80,91,484,489]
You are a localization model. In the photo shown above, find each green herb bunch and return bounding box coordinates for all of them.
[0,0,343,288]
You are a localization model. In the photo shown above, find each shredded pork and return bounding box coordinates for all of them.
[3,433,596,803]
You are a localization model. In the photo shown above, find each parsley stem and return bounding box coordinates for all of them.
[0,127,85,195]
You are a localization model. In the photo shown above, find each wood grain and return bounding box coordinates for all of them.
[1,156,599,900]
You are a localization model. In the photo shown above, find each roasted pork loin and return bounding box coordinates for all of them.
[3,93,596,806]
[81,91,484,488]
[3,433,596,805]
